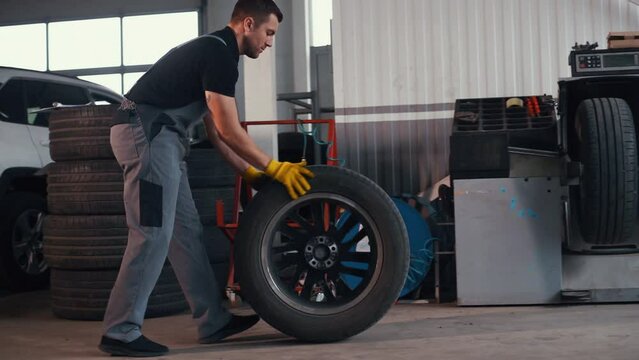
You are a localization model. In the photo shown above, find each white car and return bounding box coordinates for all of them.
[0,67,122,291]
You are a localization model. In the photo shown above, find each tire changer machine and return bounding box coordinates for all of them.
[450,44,639,305]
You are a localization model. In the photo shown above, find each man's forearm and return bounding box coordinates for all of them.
[203,114,251,173]
[216,127,270,170]
[205,91,271,169]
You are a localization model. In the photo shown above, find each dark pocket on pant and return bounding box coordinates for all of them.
[140,179,163,227]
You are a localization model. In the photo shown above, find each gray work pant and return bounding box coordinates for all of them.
[103,102,231,342]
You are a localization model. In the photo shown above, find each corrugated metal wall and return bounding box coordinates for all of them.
[332,0,639,196]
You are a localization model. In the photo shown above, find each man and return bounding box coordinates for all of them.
[99,0,314,357]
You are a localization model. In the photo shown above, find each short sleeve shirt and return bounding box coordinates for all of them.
[126,27,240,108]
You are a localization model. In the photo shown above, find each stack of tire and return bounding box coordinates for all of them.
[43,105,189,320]
[184,141,237,293]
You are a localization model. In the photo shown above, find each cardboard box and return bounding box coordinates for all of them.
[608,31,639,49]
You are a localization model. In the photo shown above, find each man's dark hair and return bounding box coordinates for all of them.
[231,0,283,25]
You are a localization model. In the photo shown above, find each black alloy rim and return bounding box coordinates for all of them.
[261,193,382,315]
[12,210,48,275]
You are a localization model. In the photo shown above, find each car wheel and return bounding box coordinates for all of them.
[0,192,49,291]
[235,165,409,342]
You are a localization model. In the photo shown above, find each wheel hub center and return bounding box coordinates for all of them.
[304,236,339,270]
[313,245,330,260]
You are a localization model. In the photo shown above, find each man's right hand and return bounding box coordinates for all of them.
[264,160,315,200]
[242,166,270,190]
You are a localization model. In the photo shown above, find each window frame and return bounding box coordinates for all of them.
[0,9,202,95]
[0,79,27,125]
[22,78,92,127]
[1,77,94,127]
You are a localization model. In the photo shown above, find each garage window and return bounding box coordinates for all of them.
[0,23,47,71]
[0,11,200,95]
[48,18,122,71]
[79,74,123,96]
[123,12,199,66]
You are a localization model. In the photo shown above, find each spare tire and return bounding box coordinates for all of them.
[575,98,638,244]
[49,105,118,161]
[235,165,409,342]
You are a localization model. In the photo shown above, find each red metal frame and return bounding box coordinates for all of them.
[215,119,338,299]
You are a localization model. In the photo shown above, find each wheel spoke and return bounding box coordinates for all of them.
[278,223,306,242]
[338,265,369,279]
[335,214,359,241]
[335,278,355,297]
[327,203,337,228]
[340,228,367,251]
[276,252,300,267]
[25,252,38,274]
[310,202,325,231]
[12,241,29,250]
[289,211,318,235]
[288,266,306,288]
[323,281,336,302]
[272,242,301,255]
[300,270,321,299]
[34,212,45,233]
[340,251,372,263]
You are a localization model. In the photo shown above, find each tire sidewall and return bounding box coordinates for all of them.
[575,100,598,238]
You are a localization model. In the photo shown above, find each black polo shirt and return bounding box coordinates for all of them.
[126,27,240,108]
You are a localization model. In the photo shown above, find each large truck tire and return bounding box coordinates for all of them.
[43,215,127,270]
[575,98,638,244]
[50,266,187,321]
[234,165,409,342]
[49,105,118,161]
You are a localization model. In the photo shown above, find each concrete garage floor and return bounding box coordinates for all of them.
[1,291,639,360]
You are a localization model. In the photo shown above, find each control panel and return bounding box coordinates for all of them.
[570,48,639,77]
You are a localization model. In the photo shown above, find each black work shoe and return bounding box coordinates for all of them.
[99,335,169,357]
[198,314,260,344]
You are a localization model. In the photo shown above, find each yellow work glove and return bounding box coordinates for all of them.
[264,160,315,200]
[242,166,269,190]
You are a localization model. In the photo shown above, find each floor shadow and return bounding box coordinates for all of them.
[169,333,306,356]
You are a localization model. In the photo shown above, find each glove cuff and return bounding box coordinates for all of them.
[242,166,263,183]
[264,159,282,178]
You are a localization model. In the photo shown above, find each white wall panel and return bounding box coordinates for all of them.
[332,0,639,195]
[334,0,639,113]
